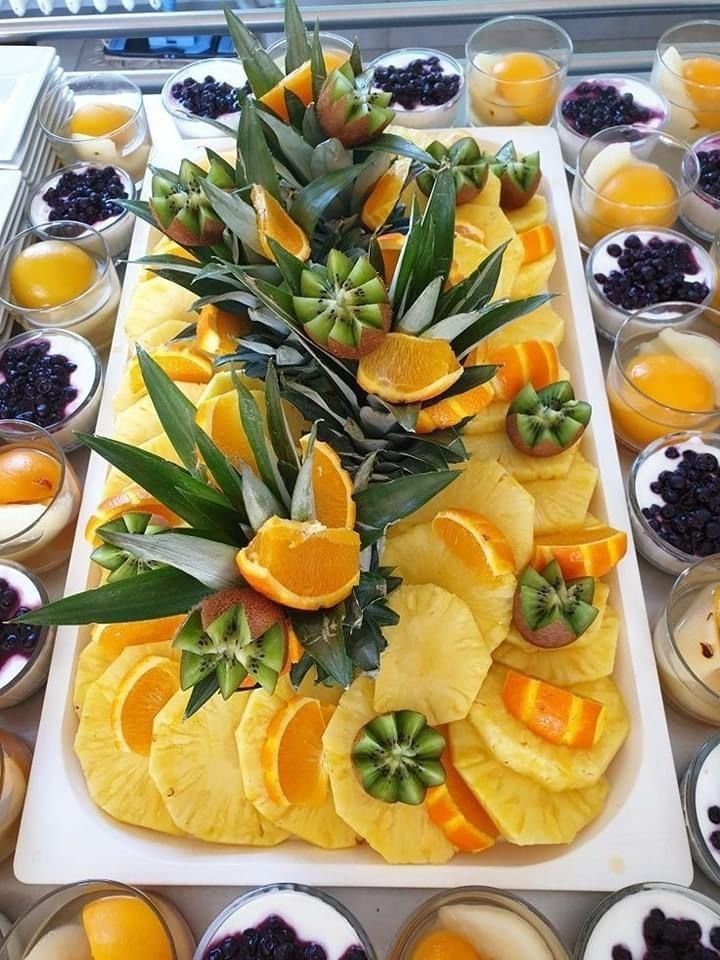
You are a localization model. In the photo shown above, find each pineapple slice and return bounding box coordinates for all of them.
[389,457,535,569]
[449,717,609,845]
[374,584,491,725]
[235,678,357,849]
[510,251,557,300]
[483,303,564,350]
[454,205,523,300]
[382,525,515,652]
[134,319,192,352]
[74,642,183,836]
[323,677,454,864]
[524,453,598,535]
[469,666,629,792]
[505,194,548,233]
[104,434,183,500]
[493,605,619,686]
[124,276,196,342]
[464,430,577,482]
[502,582,610,650]
[463,399,509,437]
[149,689,287,846]
[113,383,206,447]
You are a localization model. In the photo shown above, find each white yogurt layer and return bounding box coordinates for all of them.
[682,134,720,241]
[0,562,42,689]
[0,469,78,568]
[370,49,463,129]
[695,738,720,862]
[635,436,716,513]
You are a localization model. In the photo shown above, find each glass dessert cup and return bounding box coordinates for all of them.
[0,730,31,864]
[0,880,195,960]
[194,884,376,960]
[586,227,716,341]
[0,559,55,708]
[651,20,720,143]
[466,16,572,127]
[28,161,135,259]
[571,125,699,250]
[607,304,720,451]
[681,733,720,882]
[267,32,353,68]
[712,230,720,310]
[161,57,249,139]
[0,420,80,573]
[39,73,151,185]
[388,887,570,960]
[369,48,464,130]
[0,221,121,350]
[681,132,720,241]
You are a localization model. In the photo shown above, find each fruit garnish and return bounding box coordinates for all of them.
[173,586,289,699]
[111,655,180,756]
[502,668,607,748]
[195,388,263,471]
[9,240,96,309]
[292,250,390,358]
[96,615,185,658]
[150,157,233,247]
[69,102,134,138]
[561,80,657,137]
[82,895,174,960]
[425,739,498,853]
[259,51,348,121]
[416,137,489,204]
[376,231,404,283]
[518,223,555,265]
[492,51,558,125]
[316,64,395,148]
[90,511,172,582]
[373,55,461,111]
[513,560,598,649]
[0,448,61,505]
[85,483,181,545]
[432,509,515,579]
[415,378,494,434]
[42,165,129,226]
[300,435,356,529]
[262,696,332,806]
[448,233,490,287]
[506,380,591,457]
[699,148,720,202]
[195,303,250,356]
[532,525,628,579]
[171,75,241,119]
[235,517,361,611]
[351,710,446,804]
[0,337,80,430]
[127,345,212,394]
[250,183,310,263]
[625,352,715,412]
[411,929,481,960]
[356,332,463,404]
[469,339,559,401]
[490,141,542,210]
[361,159,409,230]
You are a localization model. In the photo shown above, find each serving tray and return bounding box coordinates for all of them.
[15,126,693,888]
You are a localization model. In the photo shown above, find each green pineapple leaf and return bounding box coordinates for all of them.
[453,294,552,359]
[439,364,498,399]
[238,100,282,202]
[366,133,439,168]
[394,276,443,334]
[302,103,326,147]
[421,311,481,342]
[184,674,221,719]
[343,566,401,671]
[412,165,455,299]
[223,6,283,96]
[283,0,312,72]
[201,180,264,256]
[264,361,301,486]
[355,470,459,547]
[284,88,307,130]
[349,39,363,76]
[290,606,353,687]
[256,108,314,182]
[310,21,327,102]
[352,454,377,493]
[241,463,287,530]
[193,429,248,519]
[436,241,508,321]
[290,422,317,522]
[266,238,306,294]
[289,163,366,234]
[136,346,200,473]
[233,374,290,507]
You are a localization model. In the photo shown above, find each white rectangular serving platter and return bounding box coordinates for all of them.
[15,126,693,889]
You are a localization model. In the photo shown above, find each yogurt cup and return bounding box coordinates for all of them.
[651,20,720,143]
[682,733,720,883]
[0,731,31,866]
[369,49,464,130]
[681,132,720,241]
[0,559,55,709]
[162,58,248,139]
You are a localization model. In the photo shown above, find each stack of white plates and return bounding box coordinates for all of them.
[0,169,29,342]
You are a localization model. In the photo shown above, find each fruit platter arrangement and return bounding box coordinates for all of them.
[14,2,689,888]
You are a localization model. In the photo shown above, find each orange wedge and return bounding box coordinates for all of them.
[82,895,174,960]
[96,616,185,659]
[532,525,628,579]
[357,332,463,404]
[127,345,213,395]
[236,516,361,610]
[300,435,356,529]
[426,740,498,853]
[259,51,348,121]
[432,509,515,578]
[502,669,606,748]
[361,161,408,231]
[196,303,249,356]
[0,449,61,505]
[519,223,555,265]
[195,390,261,472]
[262,696,333,806]
[466,339,559,401]
[377,232,405,283]
[416,378,494,433]
[251,184,310,263]
[111,655,180,756]
[85,484,182,544]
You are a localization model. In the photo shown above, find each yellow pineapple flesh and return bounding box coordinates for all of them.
[124,275,197,343]
[505,194,549,233]
[510,251,557,300]
[464,430,577,482]
[523,452,598,535]
[483,302,564,350]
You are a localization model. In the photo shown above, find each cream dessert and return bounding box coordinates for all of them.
[57,98,151,185]
[409,905,555,960]
[370,50,463,130]
[681,134,720,241]
[468,50,562,127]
[162,58,248,139]
[686,735,720,884]
[653,42,720,143]
[0,560,54,708]
[0,330,102,451]
[0,730,31,865]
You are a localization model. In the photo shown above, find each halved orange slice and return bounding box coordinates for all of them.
[300,436,356,529]
[519,223,555,265]
[357,332,463,404]
[127,345,213,395]
[259,52,348,121]
[85,484,181,545]
[416,379,494,434]
[261,696,333,806]
[426,741,498,853]
[532,525,628,579]
[111,655,180,756]
[250,184,310,263]
[432,509,515,579]
[96,616,185,659]
[196,303,249,356]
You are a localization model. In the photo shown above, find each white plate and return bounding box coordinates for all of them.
[15,127,693,889]
[0,48,58,164]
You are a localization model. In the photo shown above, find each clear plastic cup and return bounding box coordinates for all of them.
[651,20,720,143]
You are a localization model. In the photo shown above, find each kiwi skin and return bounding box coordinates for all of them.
[513,564,598,649]
[199,587,286,640]
[506,381,592,458]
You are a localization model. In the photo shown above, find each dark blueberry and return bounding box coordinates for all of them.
[339,950,366,960]
[606,243,623,258]
[711,927,720,950]
[644,910,666,943]
[302,947,327,960]
[219,937,240,959]
[0,335,79,428]
[711,829,720,850]
[665,446,680,459]
[208,949,223,960]
[243,929,261,954]
[611,947,632,960]
[273,946,297,960]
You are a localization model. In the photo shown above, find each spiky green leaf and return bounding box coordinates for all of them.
[265,361,301,485]
[395,276,443,334]
[289,163,365,234]
[201,180,264,255]
[184,674,221,718]
[439,364,498,399]
[454,294,552,358]
[310,21,327,102]
[266,238,306,295]
[241,464,286,530]
[421,311,480,342]
[100,531,240,591]
[290,423,317,522]
[238,101,281,201]
[233,375,289,506]
[355,470,458,547]
[291,606,353,687]
[136,346,200,473]
[223,6,283,95]
[283,0,312,72]
[366,133,438,168]
[437,241,509,320]
[257,108,314,182]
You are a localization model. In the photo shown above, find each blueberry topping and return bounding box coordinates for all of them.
[202,913,366,960]
[0,338,79,429]
[42,165,128,227]
[561,80,661,137]
[709,805,720,824]
[0,576,42,670]
[614,907,720,960]
[698,149,720,202]
[373,56,460,109]
[171,75,241,119]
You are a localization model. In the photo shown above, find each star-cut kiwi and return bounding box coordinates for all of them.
[149,157,234,247]
[417,137,490,204]
[90,511,170,582]
[491,141,541,210]
[513,561,598,649]
[316,64,394,148]
[351,710,446,805]
[506,380,592,457]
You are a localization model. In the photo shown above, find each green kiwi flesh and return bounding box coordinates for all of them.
[513,560,599,648]
[506,380,592,457]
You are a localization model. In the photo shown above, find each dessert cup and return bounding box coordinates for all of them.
[681,733,720,882]
[369,48,464,129]
[0,559,55,708]
[651,20,720,143]
[161,58,248,139]
[268,32,353,68]
[0,730,31,864]
[681,132,720,241]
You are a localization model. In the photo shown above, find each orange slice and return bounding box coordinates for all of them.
[111,655,180,756]
[196,303,249,356]
[377,231,405,283]
[426,741,498,853]
[250,184,310,263]
[502,669,606,748]
[432,509,515,578]
[415,378,494,433]
[236,516,361,610]
[448,233,488,287]
[85,483,181,544]
[0,448,61,505]
[466,339,559,401]
[261,696,333,806]
[519,223,555,265]
[356,332,463,404]
[82,895,174,960]
[300,435,356,529]
[411,930,481,960]
[127,345,213,394]
[96,616,185,659]
[532,525,628,579]
[361,161,408,231]
[195,390,261,472]
[259,52,348,121]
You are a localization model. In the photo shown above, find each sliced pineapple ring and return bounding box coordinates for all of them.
[113,384,206,447]
[470,666,629,792]
[103,434,183,500]
[482,302,564,351]
[323,677,454,864]
[149,689,287,846]
[493,605,619,686]
[510,251,557,300]
[523,453,598,535]
[502,582,610,651]
[464,430,577,482]
[74,642,183,836]
[505,194,549,233]
[450,717,609,845]
[383,525,515,652]
[236,678,357,849]
[463,399,509,437]
[374,584,491,725]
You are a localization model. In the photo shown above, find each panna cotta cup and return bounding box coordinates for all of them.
[571,124,700,250]
[651,20,720,143]
[0,221,121,350]
[388,887,570,960]
[28,161,135,259]
[555,75,668,172]
[0,881,194,960]
[268,32,353,69]
[39,73,151,186]
[369,49,464,130]
[0,559,55,709]
[681,133,720,241]
[0,420,80,574]
[587,227,716,341]
[574,883,720,959]
[161,58,248,139]
[194,884,376,960]
[466,16,572,127]
[0,730,31,864]
[0,329,102,452]
[681,733,720,881]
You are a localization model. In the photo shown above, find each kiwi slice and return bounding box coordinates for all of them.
[490,141,541,210]
[513,561,598,649]
[150,157,233,247]
[506,380,592,457]
[416,137,489,204]
[316,64,394,149]
[293,250,391,359]
[90,512,169,582]
[351,710,446,805]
